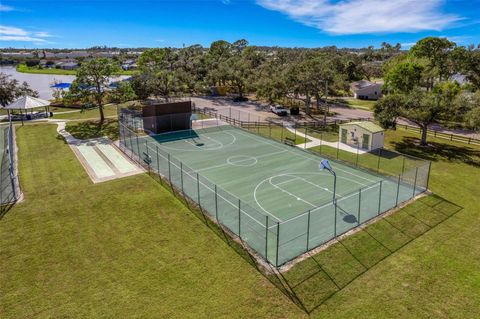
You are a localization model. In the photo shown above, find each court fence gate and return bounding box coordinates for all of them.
[118,108,431,267]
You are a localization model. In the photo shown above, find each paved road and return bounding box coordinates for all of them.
[192,96,479,139]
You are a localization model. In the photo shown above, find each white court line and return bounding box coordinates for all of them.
[275,181,381,227]
[233,129,376,185]
[195,149,288,173]
[269,177,317,207]
[145,144,282,225]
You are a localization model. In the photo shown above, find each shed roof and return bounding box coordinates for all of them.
[340,121,384,133]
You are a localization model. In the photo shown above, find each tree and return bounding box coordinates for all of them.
[109,81,137,104]
[373,94,404,129]
[71,58,121,125]
[410,37,456,82]
[0,73,38,107]
[383,59,424,93]
[400,89,446,145]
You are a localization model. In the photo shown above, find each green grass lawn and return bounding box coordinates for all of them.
[65,119,119,140]
[340,98,377,110]
[16,64,138,76]
[1,123,480,318]
[52,104,118,120]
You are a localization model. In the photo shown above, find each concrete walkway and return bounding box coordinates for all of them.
[284,126,368,154]
[55,121,143,183]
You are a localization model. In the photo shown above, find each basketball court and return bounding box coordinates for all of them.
[121,123,426,265]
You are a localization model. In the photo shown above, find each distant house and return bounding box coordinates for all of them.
[450,73,468,85]
[121,59,138,71]
[57,61,79,70]
[350,80,383,100]
[339,121,385,151]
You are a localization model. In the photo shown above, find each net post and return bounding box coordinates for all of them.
[395,174,401,206]
[214,184,219,221]
[306,210,311,251]
[412,167,418,198]
[357,188,362,225]
[238,199,241,236]
[377,180,383,215]
[275,222,280,267]
[265,215,268,260]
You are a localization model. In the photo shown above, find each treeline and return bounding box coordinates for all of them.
[62,37,480,142]
[126,40,400,112]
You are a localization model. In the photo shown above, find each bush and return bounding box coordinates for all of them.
[25,59,40,67]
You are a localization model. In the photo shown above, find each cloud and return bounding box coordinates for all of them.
[256,0,462,34]
[0,4,14,11]
[0,25,54,44]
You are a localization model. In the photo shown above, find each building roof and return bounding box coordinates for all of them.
[350,80,382,91]
[340,121,384,133]
[3,96,50,110]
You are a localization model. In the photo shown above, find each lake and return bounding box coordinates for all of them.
[0,66,128,100]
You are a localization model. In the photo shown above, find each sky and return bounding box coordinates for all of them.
[0,0,479,49]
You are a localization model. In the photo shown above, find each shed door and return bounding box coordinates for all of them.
[362,133,370,149]
[341,129,347,143]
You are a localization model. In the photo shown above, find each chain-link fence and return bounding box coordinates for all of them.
[118,108,430,267]
[1,122,19,206]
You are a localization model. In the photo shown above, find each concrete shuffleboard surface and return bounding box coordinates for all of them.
[56,122,143,183]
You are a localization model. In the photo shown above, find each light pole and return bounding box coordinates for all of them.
[319,159,336,202]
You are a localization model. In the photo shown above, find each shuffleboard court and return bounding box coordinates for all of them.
[122,124,425,265]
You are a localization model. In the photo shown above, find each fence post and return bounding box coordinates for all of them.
[197,173,201,207]
[306,210,311,251]
[334,199,337,237]
[401,156,406,174]
[395,174,401,206]
[304,127,307,149]
[319,132,323,154]
[215,184,219,221]
[426,161,432,190]
[355,142,359,167]
[167,154,172,184]
[238,199,241,236]
[336,140,339,159]
[265,215,268,259]
[135,135,140,160]
[357,188,362,225]
[180,162,184,195]
[281,125,284,141]
[156,146,161,183]
[412,167,418,197]
[377,181,383,215]
[376,148,382,173]
[294,124,297,143]
[275,222,280,267]
[269,122,272,138]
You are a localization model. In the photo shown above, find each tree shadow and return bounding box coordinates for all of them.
[265,194,463,314]
[64,119,119,141]
[392,136,480,167]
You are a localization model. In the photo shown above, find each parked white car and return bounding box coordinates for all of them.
[270,105,288,116]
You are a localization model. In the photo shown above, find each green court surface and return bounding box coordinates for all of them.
[121,124,427,266]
